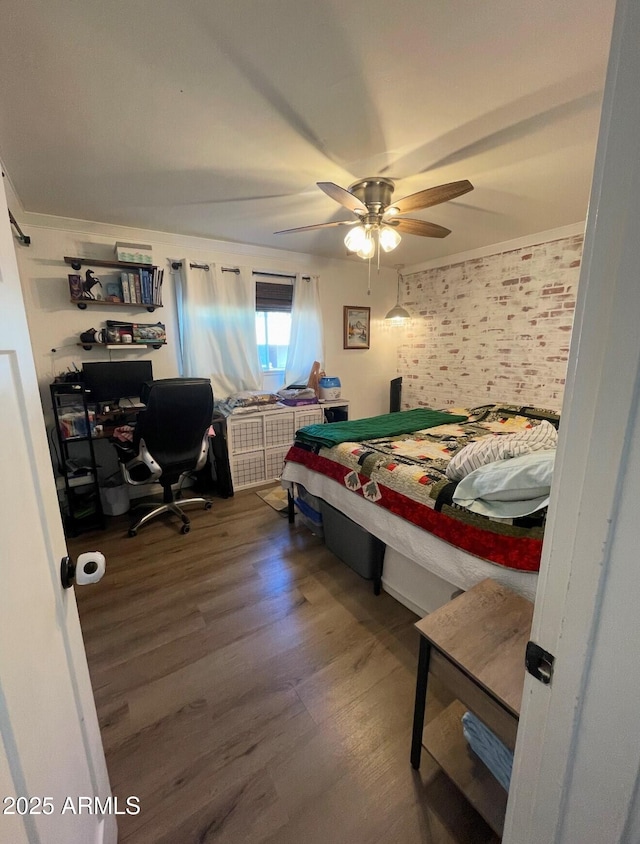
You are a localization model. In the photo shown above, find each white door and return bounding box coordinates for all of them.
[504,0,640,840]
[0,176,115,843]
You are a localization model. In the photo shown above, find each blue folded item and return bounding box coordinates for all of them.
[461,710,514,791]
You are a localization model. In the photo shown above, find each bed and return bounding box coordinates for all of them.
[281,403,559,611]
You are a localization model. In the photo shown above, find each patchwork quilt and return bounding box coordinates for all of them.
[285,404,560,572]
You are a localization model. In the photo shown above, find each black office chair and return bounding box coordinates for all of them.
[116,378,214,537]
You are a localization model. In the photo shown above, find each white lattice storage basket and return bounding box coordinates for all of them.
[295,407,325,429]
[231,451,266,489]
[264,412,295,448]
[265,446,290,481]
[228,416,264,452]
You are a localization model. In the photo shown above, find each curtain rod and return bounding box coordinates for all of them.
[8,209,31,246]
[254,270,311,281]
[170,260,211,271]
[170,261,310,280]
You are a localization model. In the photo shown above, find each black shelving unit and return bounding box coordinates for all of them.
[50,382,104,536]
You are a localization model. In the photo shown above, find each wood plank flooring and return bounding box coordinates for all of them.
[69,486,499,844]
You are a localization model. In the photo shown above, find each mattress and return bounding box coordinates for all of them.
[281,459,538,602]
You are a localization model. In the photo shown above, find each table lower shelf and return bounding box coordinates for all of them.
[423,699,508,837]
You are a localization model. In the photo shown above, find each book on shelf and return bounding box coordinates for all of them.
[141,269,152,304]
[68,273,83,300]
[152,268,163,306]
[120,272,131,303]
[131,272,142,304]
[105,279,124,303]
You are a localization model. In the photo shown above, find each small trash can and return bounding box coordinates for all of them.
[100,482,130,516]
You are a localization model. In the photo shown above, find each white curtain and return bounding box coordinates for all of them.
[285,274,324,387]
[175,261,262,401]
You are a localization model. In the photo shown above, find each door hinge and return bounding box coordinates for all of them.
[525,641,555,685]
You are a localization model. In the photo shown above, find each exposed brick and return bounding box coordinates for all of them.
[398,233,582,411]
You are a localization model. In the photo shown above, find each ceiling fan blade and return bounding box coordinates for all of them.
[274,219,358,234]
[317,182,368,215]
[386,179,473,215]
[389,218,451,238]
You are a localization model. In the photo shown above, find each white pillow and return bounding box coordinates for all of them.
[452,450,556,518]
[446,420,558,481]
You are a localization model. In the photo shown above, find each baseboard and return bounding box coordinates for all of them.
[381,582,425,618]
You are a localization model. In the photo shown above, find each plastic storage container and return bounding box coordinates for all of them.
[318,376,341,401]
[321,501,385,593]
[294,484,324,538]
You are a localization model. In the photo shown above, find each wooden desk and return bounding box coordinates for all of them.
[94,405,144,437]
[410,578,533,837]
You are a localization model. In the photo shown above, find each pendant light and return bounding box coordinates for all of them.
[385,265,410,321]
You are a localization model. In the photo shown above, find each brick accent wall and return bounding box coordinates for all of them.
[398,233,583,412]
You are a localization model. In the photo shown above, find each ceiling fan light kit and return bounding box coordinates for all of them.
[379,225,402,252]
[275,177,473,263]
[344,225,373,257]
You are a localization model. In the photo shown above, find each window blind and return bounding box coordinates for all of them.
[255,280,293,312]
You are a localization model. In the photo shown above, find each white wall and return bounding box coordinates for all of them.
[10,207,400,424]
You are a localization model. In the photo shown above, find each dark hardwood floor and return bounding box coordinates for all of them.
[70,486,498,844]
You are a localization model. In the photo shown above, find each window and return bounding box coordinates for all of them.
[255,279,293,371]
[255,311,291,370]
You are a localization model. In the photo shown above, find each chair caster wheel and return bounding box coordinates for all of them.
[128,528,137,537]
[204,501,212,510]
[181,524,190,535]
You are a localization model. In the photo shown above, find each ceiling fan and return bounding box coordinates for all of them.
[275,177,473,259]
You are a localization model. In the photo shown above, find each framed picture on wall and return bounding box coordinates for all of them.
[343,306,371,350]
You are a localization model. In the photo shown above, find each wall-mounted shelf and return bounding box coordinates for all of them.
[64,256,154,271]
[77,342,166,351]
[69,297,160,313]
[65,256,163,311]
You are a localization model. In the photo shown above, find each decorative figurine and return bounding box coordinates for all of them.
[82,269,103,299]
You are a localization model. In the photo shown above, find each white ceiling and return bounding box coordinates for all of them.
[0,0,616,267]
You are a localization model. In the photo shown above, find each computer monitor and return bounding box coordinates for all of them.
[82,360,153,403]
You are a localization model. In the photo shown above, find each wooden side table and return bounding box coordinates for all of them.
[410,578,533,837]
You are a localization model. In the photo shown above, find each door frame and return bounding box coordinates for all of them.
[0,172,115,843]
[504,0,640,839]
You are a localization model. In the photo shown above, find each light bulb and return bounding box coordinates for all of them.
[356,233,375,259]
[344,225,367,252]
[379,226,401,252]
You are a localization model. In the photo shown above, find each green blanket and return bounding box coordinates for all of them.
[296,408,468,449]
